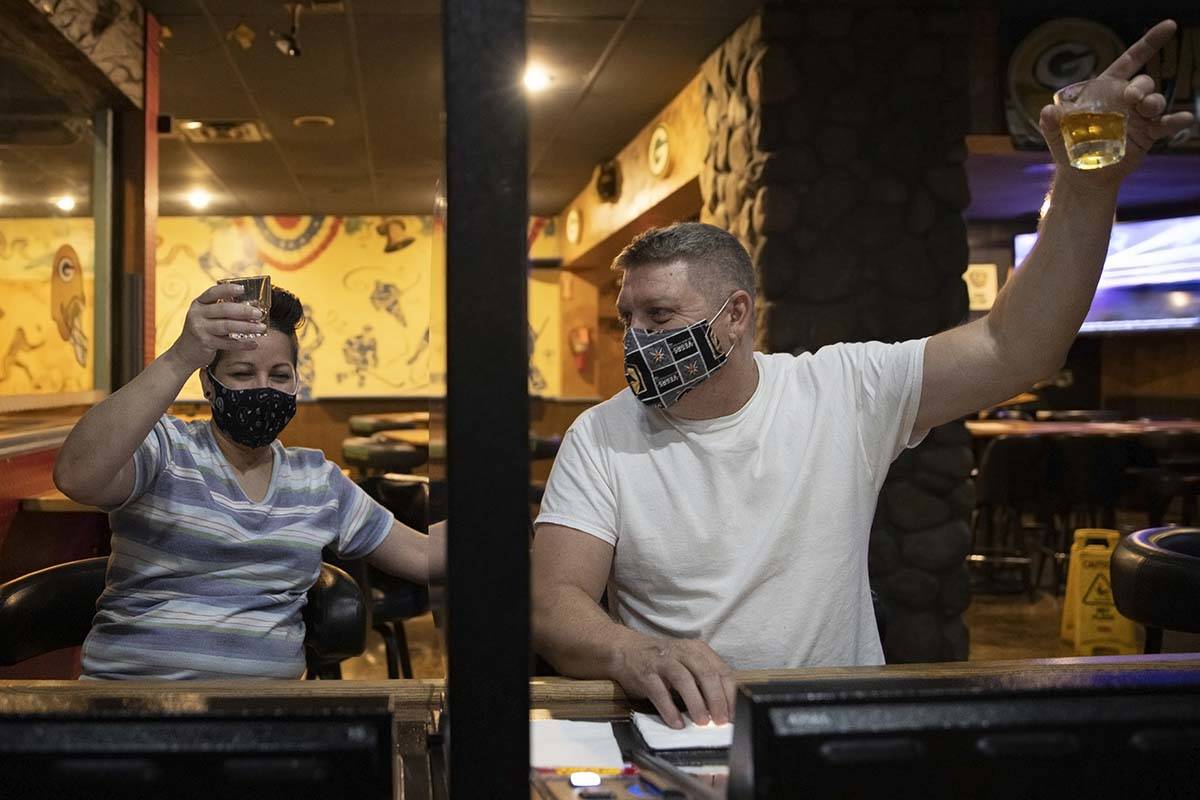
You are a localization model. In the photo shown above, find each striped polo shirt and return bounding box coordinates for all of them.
[81,415,393,680]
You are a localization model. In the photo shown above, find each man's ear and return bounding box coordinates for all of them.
[730,290,753,337]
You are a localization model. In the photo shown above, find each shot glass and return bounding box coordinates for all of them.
[1053,77,1128,170]
[218,275,271,338]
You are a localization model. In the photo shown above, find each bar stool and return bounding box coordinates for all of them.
[1141,430,1200,474]
[1038,435,1131,592]
[335,474,433,679]
[342,435,427,476]
[0,558,366,678]
[1111,527,1200,654]
[1130,432,1200,526]
[971,434,1051,599]
[348,411,431,436]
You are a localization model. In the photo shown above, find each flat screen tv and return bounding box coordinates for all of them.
[1013,214,1200,333]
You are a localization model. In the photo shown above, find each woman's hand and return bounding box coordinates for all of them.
[166,283,268,371]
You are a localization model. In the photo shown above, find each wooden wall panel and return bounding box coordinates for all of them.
[1101,334,1200,400]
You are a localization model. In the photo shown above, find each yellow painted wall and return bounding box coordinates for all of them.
[0,219,96,398]
[156,215,567,400]
[528,270,561,396]
[560,74,708,268]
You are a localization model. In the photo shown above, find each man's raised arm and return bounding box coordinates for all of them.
[915,20,1195,433]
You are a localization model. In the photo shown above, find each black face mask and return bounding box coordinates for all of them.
[205,368,298,449]
[622,296,734,409]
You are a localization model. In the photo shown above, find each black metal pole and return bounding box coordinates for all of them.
[443,1,530,797]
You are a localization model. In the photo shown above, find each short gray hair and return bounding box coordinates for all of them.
[612,222,755,305]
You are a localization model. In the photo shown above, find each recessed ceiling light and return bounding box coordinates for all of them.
[180,120,203,130]
[186,188,212,210]
[293,115,335,128]
[53,196,76,212]
[523,65,552,93]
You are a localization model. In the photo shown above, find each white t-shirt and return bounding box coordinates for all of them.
[535,339,928,670]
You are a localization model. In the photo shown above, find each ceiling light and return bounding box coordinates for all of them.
[293,115,335,128]
[53,196,76,212]
[186,188,212,210]
[524,65,552,93]
[272,4,302,57]
[180,120,203,130]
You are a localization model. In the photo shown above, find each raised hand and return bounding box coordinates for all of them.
[1039,19,1195,186]
[168,283,267,370]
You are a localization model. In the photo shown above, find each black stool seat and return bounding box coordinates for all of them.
[348,412,430,436]
[0,558,105,664]
[376,474,429,530]
[0,558,366,678]
[1112,527,1200,636]
[370,572,429,621]
[342,436,427,472]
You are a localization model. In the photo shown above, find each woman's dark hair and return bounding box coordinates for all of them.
[209,285,305,369]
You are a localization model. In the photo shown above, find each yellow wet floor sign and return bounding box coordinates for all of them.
[1059,529,1138,656]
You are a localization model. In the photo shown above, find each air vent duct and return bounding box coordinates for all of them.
[179,120,269,143]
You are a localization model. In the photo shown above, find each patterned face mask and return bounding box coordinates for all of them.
[205,368,298,449]
[622,296,735,409]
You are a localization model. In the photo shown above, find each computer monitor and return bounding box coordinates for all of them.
[1013,214,1200,334]
[729,668,1200,799]
[0,704,394,800]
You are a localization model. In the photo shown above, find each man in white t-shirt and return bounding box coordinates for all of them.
[533,21,1192,729]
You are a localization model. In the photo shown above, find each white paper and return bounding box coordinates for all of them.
[529,719,625,770]
[632,712,734,750]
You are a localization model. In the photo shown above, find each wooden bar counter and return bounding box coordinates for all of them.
[2,654,1199,797]
[5,654,1192,714]
[966,419,1200,438]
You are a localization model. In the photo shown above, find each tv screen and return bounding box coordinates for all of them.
[1013,214,1200,333]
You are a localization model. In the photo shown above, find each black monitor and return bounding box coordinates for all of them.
[0,702,394,800]
[729,668,1200,800]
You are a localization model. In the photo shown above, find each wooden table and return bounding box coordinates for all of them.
[966,419,1200,439]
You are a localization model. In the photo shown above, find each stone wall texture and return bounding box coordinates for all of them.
[699,2,975,662]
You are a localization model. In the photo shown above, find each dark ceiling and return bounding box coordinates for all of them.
[3,1,1199,223]
[142,0,761,216]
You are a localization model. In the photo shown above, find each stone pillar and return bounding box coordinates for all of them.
[699,2,975,662]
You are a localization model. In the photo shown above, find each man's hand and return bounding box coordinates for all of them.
[611,635,737,729]
[1038,19,1195,188]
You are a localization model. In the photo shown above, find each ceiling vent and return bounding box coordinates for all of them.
[0,116,89,146]
[179,120,269,144]
[305,1,346,14]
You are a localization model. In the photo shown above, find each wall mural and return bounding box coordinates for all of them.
[156,215,564,400]
[0,219,95,398]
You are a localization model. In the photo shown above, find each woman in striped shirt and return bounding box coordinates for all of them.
[54,282,431,679]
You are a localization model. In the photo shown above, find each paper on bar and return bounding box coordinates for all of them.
[529,719,625,770]
[632,712,734,750]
